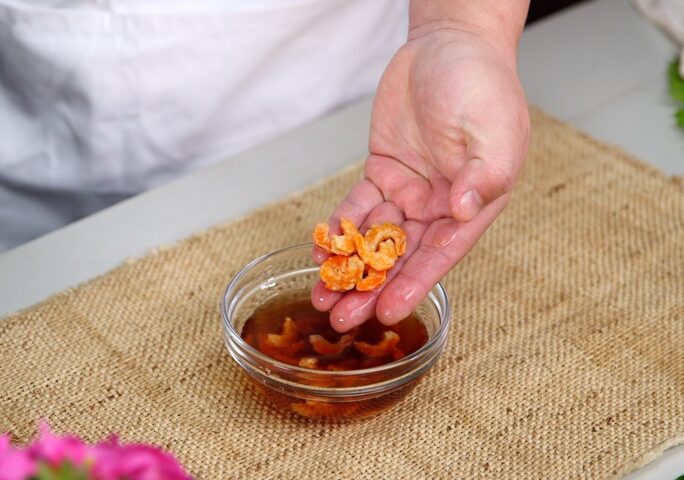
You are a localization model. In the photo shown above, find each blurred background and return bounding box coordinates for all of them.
[0,0,678,256]
[528,0,588,23]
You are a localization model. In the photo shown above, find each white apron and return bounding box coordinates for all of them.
[0,0,408,252]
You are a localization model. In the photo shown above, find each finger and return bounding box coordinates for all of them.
[449,94,530,223]
[312,179,384,264]
[365,154,427,202]
[311,280,343,312]
[448,157,515,222]
[377,194,510,324]
[329,221,426,332]
[311,202,405,314]
[364,154,439,223]
[312,244,329,264]
[360,201,405,231]
[366,154,453,223]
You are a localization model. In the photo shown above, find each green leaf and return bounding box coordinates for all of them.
[32,461,91,480]
[676,108,684,128]
[674,475,684,480]
[668,59,684,104]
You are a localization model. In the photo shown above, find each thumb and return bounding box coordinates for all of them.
[449,157,515,222]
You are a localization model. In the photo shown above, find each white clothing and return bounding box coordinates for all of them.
[633,0,684,76]
[0,0,408,251]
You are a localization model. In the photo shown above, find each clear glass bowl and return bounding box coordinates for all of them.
[221,243,450,421]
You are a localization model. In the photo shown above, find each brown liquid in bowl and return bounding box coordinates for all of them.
[241,296,428,370]
[240,294,429,420]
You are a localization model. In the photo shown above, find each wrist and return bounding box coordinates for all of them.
[408,1,529,61]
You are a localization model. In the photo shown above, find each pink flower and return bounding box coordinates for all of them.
[27,421,90,468]
[0,423,192,480]
[92,437,191,480]
[0,434,36,480]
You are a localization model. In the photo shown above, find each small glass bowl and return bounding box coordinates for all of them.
[221,243,450,421]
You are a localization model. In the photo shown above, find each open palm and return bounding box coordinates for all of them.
[313,28,530,332]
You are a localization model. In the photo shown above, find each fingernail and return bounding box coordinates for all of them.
[380,307,404,326]
[331,315,347,332]
[379,306,405,326]
[456,190,482,222]
[380,284,418,325]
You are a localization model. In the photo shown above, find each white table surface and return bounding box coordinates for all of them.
[0,0,682,477]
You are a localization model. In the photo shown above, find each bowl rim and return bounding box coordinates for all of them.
[221,242,451,377]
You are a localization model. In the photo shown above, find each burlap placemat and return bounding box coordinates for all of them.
[1,107,683,479]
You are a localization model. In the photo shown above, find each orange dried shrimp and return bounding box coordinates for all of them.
[356,266,387,292]
[355,223,406,271]
[319,254,365,292]
[313,223,332,251]
[309,332,356,356]
[258,315,407,373]
[265,317,298,348]
[257,317,306,365]
[354,331,400,358]
[313,219,357,255]
[298,357,319,369]
[313,218,406,292]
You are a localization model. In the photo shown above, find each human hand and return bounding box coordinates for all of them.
[312,23,530,332]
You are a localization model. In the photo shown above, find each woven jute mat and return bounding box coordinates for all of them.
[1,107,683,479]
